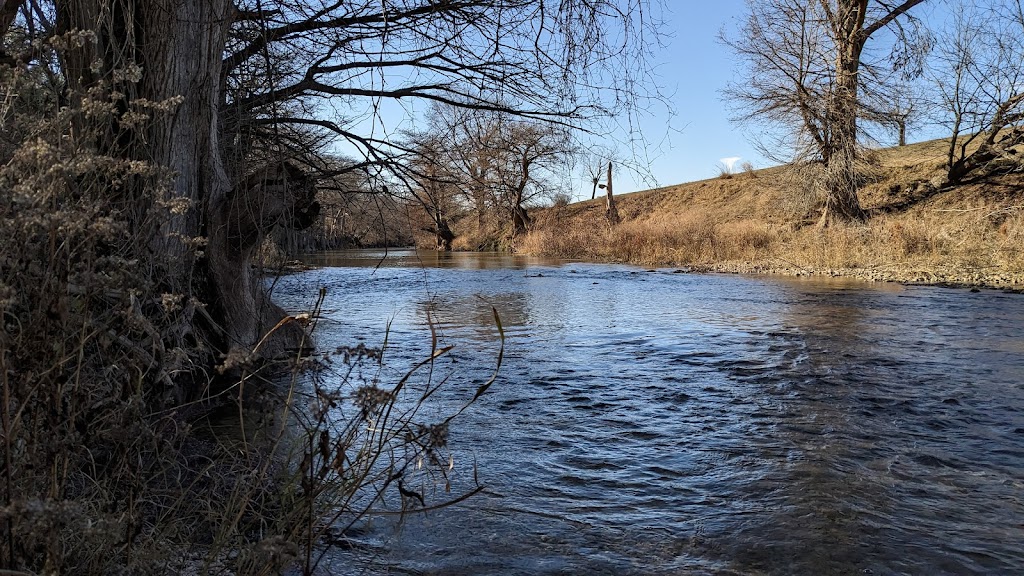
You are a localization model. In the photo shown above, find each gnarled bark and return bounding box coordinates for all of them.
[433,215,455,251]
[209,162,320,357]
[511,204,531,238]
[818,1,869,226]
[58,0,316,385]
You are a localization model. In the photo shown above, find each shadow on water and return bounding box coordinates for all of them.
[272,249,1024,575]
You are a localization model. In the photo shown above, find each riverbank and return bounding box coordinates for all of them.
[517,138,1024,291]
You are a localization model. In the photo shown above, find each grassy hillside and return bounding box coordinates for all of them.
[519,138,1024,289]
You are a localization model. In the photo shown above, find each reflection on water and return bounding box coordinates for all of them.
[302,248,567,270]
[273,249,1024,575]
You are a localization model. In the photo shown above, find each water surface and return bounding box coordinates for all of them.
[274,249,1024,575]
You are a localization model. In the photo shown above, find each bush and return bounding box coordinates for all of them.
[740,161,756,178]
[608,213,719,264]
[0,58,194,572]
[1,51,492,575]
[551,192,573,208]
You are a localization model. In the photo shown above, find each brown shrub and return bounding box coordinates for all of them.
[717,219,777,259]
[796,224,870,269]
[1,56,479,576]
[997,211,1024,271]
[741,161,756,179]
[522,212,783,265]
[883,220,946,257]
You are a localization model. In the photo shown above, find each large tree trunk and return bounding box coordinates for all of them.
[135,1,312,360]
[434,215,455,250]
[819,1,868,226]
[511,203,530,238]
[510,178,531,239]
[139,1,231,281]
[210,164,318,358]
[59,0,313,381]
[476,192,486,230]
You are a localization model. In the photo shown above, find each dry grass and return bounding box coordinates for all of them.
[520,138,1024,288]
[520,211,780,266]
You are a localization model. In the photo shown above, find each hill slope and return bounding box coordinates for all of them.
[519,138,1024,289]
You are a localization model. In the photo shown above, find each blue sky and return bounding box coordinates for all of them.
[335,1,953,199]
[611,0,767,194]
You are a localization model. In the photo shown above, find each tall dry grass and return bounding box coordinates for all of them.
[782,206,1024,274]
[521,212,779,265]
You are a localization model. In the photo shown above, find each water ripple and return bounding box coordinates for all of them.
[276,250,1024,576]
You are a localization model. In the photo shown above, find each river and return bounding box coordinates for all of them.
[272,249,1024,575]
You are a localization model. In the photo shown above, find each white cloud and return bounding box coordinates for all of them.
[719,156,741,173]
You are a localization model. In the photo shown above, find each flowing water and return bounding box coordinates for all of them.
[274,249,1024,575]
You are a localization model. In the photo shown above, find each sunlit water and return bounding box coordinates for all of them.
[273,249,1024,575]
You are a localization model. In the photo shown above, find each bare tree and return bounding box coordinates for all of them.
[281,157,413,251]
[405,104,576,245]
[931,0,1024,185]
[3,0,665,375]
[473,116,574,239]
[869,87,923,146]
[420,103,500,234]
[724,0,927,225]
[404,134,463,250]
